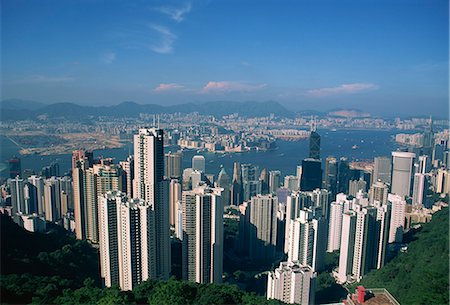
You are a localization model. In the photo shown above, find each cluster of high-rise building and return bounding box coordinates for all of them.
[1,116,448,304]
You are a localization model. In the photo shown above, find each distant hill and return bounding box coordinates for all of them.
[354,208,449,305]
[0,100,293,121]
[327,109,371,118]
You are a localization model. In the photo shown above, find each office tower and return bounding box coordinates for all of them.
[267,261,316,305]
[217,167,231,206]
[181,185,223,283]
[182,168,194,190]
[248,194,278,260]
[72,150,93,169]
[324,156,337,194]
[311,189,330,213]
[241,164,261,201]
[59,176,73,212]
[119,155,134,198]
[337,212,357,283]
[41,162,60,178]
[43,177,61,222]
[8,176,25,215]
[95,162,125,196]
[259,168,269,194]
[287,209,326,272]
[28,175,45,215]
[349,178,367,197]
[423,117,434,148]
[284,175,299,191]
[60,191,69,216]
[373,156,392,185]
[269,170,281,194]
[133,128,170,279]
[165,152,182,179]
[83,168,98,242]
[327,201,343,252]
[309,118,320,160]
[231,162,242,205]
[369,180,389,205]
[296,165,303,184]
[435,168,449,194]
[391,152,415,198]
[352,206,378,281]
[189,170,204,189]
[169,179,182,227]
[284,192,302,253]
[388,194,406,243]
[337,157,350,194]
[192,155,206,173]
[412,173,426,207]
[98,191,154,290]
[300,159,322,191]
[8,156,21,179]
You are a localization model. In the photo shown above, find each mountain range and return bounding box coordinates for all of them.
[0,99,294,121]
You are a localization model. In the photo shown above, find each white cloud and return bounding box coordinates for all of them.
[157,3,192,22]
[306,83,378,97]
[14,75,76,84]
[100,52,116,64]
[154,83,184,92]
[202,81,267,93]
[150,25,176,54]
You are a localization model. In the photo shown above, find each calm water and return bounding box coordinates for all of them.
[0,129,398,178]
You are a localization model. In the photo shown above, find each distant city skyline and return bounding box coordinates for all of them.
[2,0,448,116]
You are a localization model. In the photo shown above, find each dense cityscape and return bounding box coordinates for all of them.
[1,1,448,304]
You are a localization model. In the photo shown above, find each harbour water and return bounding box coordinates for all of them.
[0,129,399,178]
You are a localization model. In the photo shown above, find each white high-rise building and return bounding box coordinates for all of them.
[43,177,61,222]
[375,203,391,269]
[169,179,181,227]
[388,193,406,243]
[327,201,343,252]
[192,155,206,173]
[134,128,170,279]
[98,191,155,291]
[337,211,357,283]
[349,179,367,197]
[287,209,326,272]
[267,261,316,305]
[412,173,426,207]
[369,180,389,205]
[391,152,415,198]
[8,176,25,216]
[119,155,134,198]
[181,185,223,284]
[249,194,278,259]
[28,175,45,215]
[284,175,299,191]
[284,192,302,253]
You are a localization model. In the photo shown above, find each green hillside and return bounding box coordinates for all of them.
[356,208,449,305]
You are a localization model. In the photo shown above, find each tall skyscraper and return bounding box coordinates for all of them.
[43,177,62,222]
[300,159,322,191]
[369,180,389,205]
[391,152,415,198]
[373,156,392,185]
[133,128,170,279]
[412,173,426,207]
[217,166,231,206]
[259,168,269,194]
[98,191,155,290]
[165,152,182,179]
[8,176,25,215]
[267,261,316,305]
[327,201,343,252]
[324,156,338,195]
[287,209,326,272]
[241,164,261,201]
[284,175,299,191]
[72,150,92,240]
[192,155,206,173]
[349,178,367,197]
[169,179,182,227]
[388,193,406,243]
[119,155,134,198]
[269,170,281,194]
[8,156,21,179]
[248,194,278,260]
[337,211,357,283]
[309,118,321,160]
[181,185,223,284]
[28,175,45,215]
[231,162,242,206]
[337,157,350,194]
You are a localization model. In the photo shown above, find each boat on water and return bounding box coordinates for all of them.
[352,145,359,149]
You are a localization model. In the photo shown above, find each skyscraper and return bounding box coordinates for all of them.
[388,193,406,243]
[373,156,392,185]
[241,164,261,201]
[369,180,389,206]
[98,191,155,290]
[259,168,269,194]
[309,118,320,160]
[337,211,356,283]
[8,156,21,179]
[412,173,426,207]
[192,155,206,173]
[327,201,344,253]
[43,177,61,222]
[169,179,182,227]
[248,194,278,260]
[119,155,134,198]
[349,178,367,197]
[269,170,281,194]
[337,157,350,194]
[324,156,338,195]
[134,128,170,279]
[284,175,299,191]
[181,185,223,284]
[391,151,415,198]
[165,152,182,179]
[217,166,231,206]
[267,261,316,305]
[300,158,322,191]
[231,162,242,206]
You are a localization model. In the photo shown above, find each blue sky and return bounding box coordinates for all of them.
[1,0,448,116]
